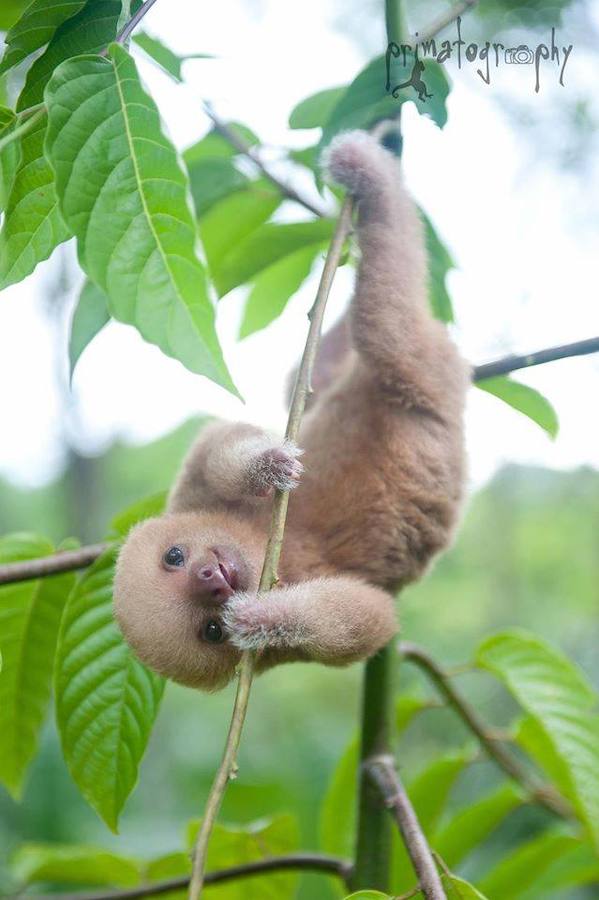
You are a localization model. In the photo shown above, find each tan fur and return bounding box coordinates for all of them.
[113,131,469,691]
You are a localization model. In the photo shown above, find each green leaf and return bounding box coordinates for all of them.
[476,377,559,438]
[239,245,319,339]
[186,157,248,218]
[200,179,281,272]
[343,893,391,899]
[320,738,359,858]
[478,830,580,899]
[212,218,334,297]
[0,110,71,289]
[442,874,489,899]
[0,107,21,210]
[133,32,212,82]
[0,533,75,798]
[477,630,599,848]
[187,815,300,900]
[54,548,164,830]
[396,694,436,732]
[69,280,110,378]
[320,54,450,149]
[12,843,141,887]
[515,714,572,800]
[145,852,190,880]
[45,45,237,395]
[433,783,524,868]
[0,0,32,30]
[110,491,167,538]
[0,0,86,77]
[17,0,127,111]
[518,840,599,898]
[422,212,454,323]
[289,86,345,129]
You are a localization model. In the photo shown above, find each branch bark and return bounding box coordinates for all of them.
[17,853,351,900]
[472,336,599,382]
[114,0,160,45]
[366,754,446,900]
[202,102,328,218]
[187,196,354,900]
[412,0,479,43]
[399,641,573,819]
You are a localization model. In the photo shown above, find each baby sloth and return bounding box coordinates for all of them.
[114,131,469,691]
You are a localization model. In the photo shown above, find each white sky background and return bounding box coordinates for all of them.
[0,0,597,492]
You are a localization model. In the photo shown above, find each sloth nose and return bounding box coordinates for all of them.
[190,558,233,601]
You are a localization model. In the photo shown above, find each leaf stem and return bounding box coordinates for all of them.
[187,196,354,900]
[399,641,573,819]
[0,106,45,154]
[114,0,160,46]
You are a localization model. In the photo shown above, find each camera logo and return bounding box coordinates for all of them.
[505,45,534,64]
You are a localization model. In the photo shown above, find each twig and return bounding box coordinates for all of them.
[14,853,351,900]
[188,195,355,900]
[0,543,110,585]
[114,0,160,45]
[412,1,479,44]
[472,337,599,382]
[202,101,328,218]
[399,641,573,819]
[0,335,597,588]
[366,754,446,900]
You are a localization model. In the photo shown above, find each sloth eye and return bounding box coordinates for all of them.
[163,546,185,568]
[204,620,223,643]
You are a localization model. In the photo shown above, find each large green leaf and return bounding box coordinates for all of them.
[54,548,164,830]
[109,491,167,538]
[518,840,599,898]
[0,0,31,30]
[17,0,128,111]
[477,630,599,848]
[433,783,524,868]
[289,86,345,129]
[45,45,237,394]
[478,830,580,899]
[422,211,454,323]
[0,0,86,77]
[442,875,489,899]
[476,377,559,438]
[320,54,450,149]
[187,815,300,900]
[184,123,259,164]
[186,157,249,218]
[12,843,141,887]
[0,107,21,210]
[0,110,71,289]
[69,280,110,378]
[0,533,75,797]
[212,218,334,297]
[239,244,319,339]
[200,179,281,272]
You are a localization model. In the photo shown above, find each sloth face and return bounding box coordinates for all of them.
[113,512,262,690]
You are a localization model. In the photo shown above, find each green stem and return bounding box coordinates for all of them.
[385,0,408,46]
[350,645,396,891]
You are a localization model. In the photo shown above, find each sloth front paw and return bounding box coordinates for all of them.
[247,440,304,497]
[222,593,304,651]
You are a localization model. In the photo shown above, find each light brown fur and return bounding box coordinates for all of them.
[113,131,469,691]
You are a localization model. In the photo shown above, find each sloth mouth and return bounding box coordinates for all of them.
[217,560,238,592]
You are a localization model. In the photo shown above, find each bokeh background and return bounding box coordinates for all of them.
[0,0,597,897]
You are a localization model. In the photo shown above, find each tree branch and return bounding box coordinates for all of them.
[202,102,328,218]
[472,336,599,382]
[399,641,573,819]
[17,853,352,900]
[365,754,446,900]
[0,543,110,585]
[187,195,355,900]
[114,0,160,45]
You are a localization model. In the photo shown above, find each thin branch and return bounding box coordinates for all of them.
[188,195,355,900]
[399,641,573,819]
[0,543,110,585]
[412,1,479,44]
[16,853,352,900]
[366,754,446,900]
[472,336,599,382]
[202,101,328,218]
[0,106,45,154]
[114,0,160,45]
